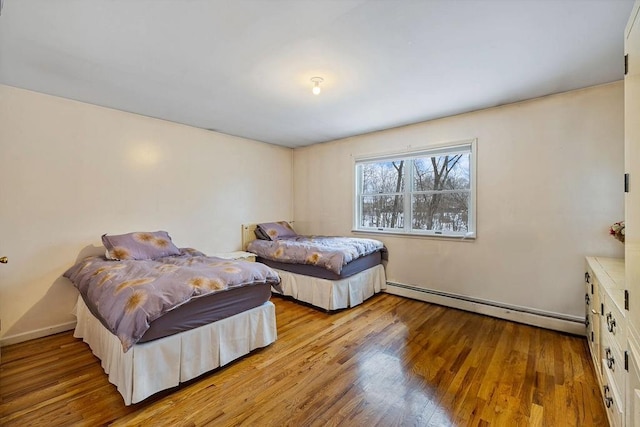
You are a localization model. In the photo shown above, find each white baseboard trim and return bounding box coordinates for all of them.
[384,282,585,335]
[0,284,585,346]
[1,321,77,347]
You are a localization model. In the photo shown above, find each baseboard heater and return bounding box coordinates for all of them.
[384,281,585,335]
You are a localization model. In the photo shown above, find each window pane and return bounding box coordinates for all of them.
[361,161,405,194]
[355,141,475,237]
[412,192,469,232]
[413,154,470,191]
[361,195,404,229]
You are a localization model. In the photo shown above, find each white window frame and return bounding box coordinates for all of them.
[353,139,477,239]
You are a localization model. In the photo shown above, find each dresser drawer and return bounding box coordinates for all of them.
[589,333,602,382]
[603,291,627,352]
[584,283,599,314]
[626,338,640,427]
[585,259,603,381]
[601,331,625,400]
[585,266,598,298]
[602,363,624,427]
[587,312,601,379]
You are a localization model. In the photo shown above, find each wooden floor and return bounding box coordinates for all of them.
[0,294,606,426]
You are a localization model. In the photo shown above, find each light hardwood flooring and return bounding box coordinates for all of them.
[0,293,606,426]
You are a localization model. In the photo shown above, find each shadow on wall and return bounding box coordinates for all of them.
[4,245,104,342]
[74,244,106,262]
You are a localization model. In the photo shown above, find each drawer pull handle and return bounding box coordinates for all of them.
[606,313,617,333]
[605,348,615,370]
[603,385,613,408]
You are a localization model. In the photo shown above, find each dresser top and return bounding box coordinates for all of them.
[586,256,625,312]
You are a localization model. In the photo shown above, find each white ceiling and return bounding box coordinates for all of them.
[0,0,634,148]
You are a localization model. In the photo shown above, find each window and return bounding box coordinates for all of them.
[354,140,476,238]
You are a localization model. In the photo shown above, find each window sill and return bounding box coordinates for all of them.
[351,229,476,241]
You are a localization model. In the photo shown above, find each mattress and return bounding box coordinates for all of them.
[65,251,280,352]
[79,282,272,345]
[138,283,272,343]
[257,251,382,280]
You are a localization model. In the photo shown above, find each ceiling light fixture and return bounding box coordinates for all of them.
[310,77,324,95]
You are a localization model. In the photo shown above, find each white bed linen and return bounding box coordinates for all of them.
[272,264,386,310]
[73,296,277,405]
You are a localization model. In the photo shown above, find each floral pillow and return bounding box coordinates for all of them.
[256,221,297,240]
[102,231,181,260]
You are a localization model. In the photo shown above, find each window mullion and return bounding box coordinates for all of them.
[355,165,362,229]
[405,159,413,232]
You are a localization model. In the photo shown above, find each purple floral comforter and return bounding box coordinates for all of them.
[247,236,384,274]
[64,249,280,352]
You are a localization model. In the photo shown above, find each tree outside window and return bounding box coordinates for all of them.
[355,141,475,237]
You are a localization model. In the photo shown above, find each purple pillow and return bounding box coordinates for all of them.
[102,231,181,260]
[256,221,297,240]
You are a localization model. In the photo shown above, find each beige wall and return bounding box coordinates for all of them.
[293,82,625,319]
[0,85,293,343]
[0,81,625,343]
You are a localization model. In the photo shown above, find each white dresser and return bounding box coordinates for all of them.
[586,257,626,426]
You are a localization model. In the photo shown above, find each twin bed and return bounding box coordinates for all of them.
[64,226,386,405]
[64,231,280,405]
[243,221,386,311]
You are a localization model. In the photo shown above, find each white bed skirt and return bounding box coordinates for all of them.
[73,296,277,405]
[272,264,386,310]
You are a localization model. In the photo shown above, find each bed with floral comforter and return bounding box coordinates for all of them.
[246,236,384,275]
[64,248,280,352]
